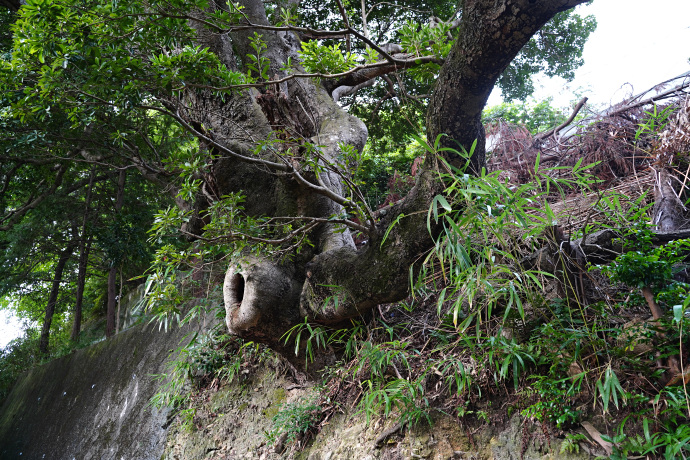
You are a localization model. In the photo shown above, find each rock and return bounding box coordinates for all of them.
[0,320,207,460]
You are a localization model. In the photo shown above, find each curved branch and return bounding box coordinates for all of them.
[427,0,590,173]
[0,164,69,231]
[534,97,588,141]
[140,104,290,172]
[184,54,442,93]
[332,77,376,102]
[0,163,20,200]
[300,167,444,323]
[323,54,442,95]
[274,153,366,220]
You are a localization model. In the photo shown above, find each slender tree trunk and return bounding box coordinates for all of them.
[39,239,77,355]
[106,169,126,337]
[116,267,123,334]
[71,169,96,342]
[71,235,92,342]
[106,268,117,337]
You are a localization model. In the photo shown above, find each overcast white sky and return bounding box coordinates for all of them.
[489,0,690,108]
[1,1,690,350]
[0,309,23,349]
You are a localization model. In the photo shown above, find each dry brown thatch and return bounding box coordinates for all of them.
[485,82,690,233]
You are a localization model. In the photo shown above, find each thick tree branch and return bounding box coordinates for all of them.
[300,167,444,323]
[323,53,442,95]
[332,78,376,103]
[427,0,589,174]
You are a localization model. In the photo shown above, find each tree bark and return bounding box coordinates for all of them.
[427,0,588,173]
[71,235,92,342]
[39,238,77,355]
[71,169,96,342]
[106,169,126,338]
[169,0,593,351]
[652,168,687,232]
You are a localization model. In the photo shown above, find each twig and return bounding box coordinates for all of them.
[334,0,351,53]
[140,102,288,170]
[366,2,432,17]
[606,80,690,117]
[141,103,373,234]
[674,163,690,199]
[534,97,588,141]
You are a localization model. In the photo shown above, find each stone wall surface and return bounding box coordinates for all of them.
[0,319,205,460]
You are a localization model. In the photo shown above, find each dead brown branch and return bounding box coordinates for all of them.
[534,97,588,142]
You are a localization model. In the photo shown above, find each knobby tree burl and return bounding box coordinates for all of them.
[1,0,590,356]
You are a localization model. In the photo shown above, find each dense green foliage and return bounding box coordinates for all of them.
[0,330,40,403]
[497,10,596,100]
[0,0,596,336]
[482,98,570,134]
[342,4,595,159]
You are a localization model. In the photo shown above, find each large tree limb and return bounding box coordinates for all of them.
[323,53,442,96]
[300,167,443,323]
[427,0,589,174]
[297,0,590,324]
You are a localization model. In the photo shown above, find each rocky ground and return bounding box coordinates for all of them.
[162,365,606,460]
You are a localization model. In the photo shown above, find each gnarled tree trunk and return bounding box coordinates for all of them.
[169,0,588,353]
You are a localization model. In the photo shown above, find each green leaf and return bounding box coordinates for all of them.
[673,304,684,323]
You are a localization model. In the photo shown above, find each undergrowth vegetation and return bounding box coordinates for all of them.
[148,104,690,458]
